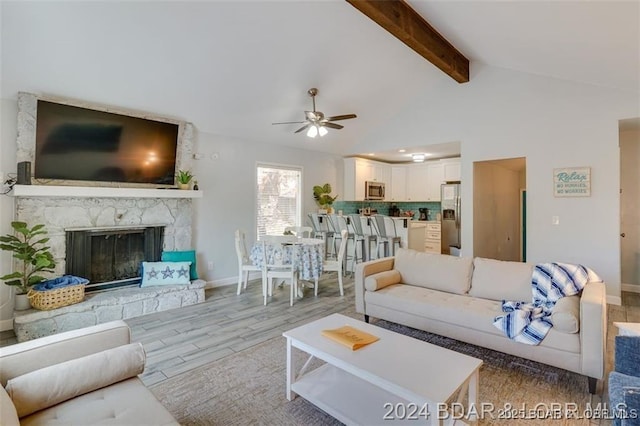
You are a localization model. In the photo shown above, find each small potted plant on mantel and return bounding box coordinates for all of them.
[0,221,56,310]
[313,183,338,214]
[176,170,194,190]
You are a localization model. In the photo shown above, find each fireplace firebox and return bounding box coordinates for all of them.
[66,226,164,292]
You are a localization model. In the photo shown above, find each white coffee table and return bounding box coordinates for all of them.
[283,313,483,425]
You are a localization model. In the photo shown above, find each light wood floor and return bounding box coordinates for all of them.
[126,276,356,386]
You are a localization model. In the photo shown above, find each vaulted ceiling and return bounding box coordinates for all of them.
[2,1,638,162]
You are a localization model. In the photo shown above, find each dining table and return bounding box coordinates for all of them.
[249,235,325,281]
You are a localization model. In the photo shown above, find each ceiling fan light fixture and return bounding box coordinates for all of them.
[412,153,426,162]
[307,126,318,138]
[318,126,328,137]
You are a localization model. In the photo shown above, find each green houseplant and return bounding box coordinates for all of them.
[0,222,56,309]
[176,170,194,189]
[313,183,338,212]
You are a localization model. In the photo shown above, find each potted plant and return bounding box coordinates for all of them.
[313,183,338,213]
[0,221,56,310]
[176,170,194,189]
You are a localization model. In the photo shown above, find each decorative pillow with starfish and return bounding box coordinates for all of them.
[140,261,192,287]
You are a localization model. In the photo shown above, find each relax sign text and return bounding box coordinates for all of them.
[554,167,591,197]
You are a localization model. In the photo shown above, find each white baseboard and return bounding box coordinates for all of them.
[607,295,622,306]
[0,318,13,332]
[622,283,640,293]
[204,272,262,289]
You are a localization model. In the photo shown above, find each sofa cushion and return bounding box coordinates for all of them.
[469,257,534,302]
[366,285,580,354]
[6,342,145,418]
[20,377,179,426]
[365,270,402,292]
[551,295,580,334]
[0,385,19,426]
[393,248,473,295]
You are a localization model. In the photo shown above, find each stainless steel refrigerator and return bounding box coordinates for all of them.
[441,183,461,255]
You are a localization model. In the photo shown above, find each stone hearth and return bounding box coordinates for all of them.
[14,280,206,342]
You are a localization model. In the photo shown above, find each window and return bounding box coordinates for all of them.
[256,164,302,239]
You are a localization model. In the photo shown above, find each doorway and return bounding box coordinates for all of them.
[473,157,527,262]
[620,118,640,292]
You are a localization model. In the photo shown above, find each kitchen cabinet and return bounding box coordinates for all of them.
[426,163,444,202]
[344,158,391,200]
[344,157,460,201]
[390,218,429,251]
[443,158,461,182]
[424,221,442,254]
[389,166,407,201]
[371,163,390,183]
[405,164,428,201]
[408,221,426,251]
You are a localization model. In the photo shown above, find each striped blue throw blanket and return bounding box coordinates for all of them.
[493,262,592,345]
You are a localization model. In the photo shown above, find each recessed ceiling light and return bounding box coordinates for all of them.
[368,153,375,156]
[398,149,406,153]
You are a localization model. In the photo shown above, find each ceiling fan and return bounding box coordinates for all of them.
[272,88,357,137]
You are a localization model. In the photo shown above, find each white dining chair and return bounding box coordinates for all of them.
[315,229,347,297]
[261,241,298,306]
[284,226,313,238]
[235,229,261,295]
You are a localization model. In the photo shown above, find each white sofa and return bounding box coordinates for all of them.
[355,248,607,393]
[0,320,178,425]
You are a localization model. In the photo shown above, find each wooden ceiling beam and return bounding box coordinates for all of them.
[346,0,469,83]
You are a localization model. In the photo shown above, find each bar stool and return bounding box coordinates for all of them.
[307,213,334,258]
[348,214,374,262]
[371,215,401,258]
[327,214,360,272]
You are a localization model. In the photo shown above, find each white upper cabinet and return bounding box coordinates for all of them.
[406,164,428,201]
[443,158,461,182]
[343,158,391,201]
[389,166,407,201]
[344,157,460,202]
[426,163,444,201]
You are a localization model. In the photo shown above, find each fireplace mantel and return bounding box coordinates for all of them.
[12,184,203,199]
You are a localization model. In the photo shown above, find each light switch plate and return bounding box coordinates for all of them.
[552,216,560,225]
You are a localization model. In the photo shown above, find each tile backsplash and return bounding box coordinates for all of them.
[332,201,441,221]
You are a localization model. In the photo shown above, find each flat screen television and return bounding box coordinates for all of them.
[34,100,181,186]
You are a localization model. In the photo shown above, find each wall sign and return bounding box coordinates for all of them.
[554,167,591,197]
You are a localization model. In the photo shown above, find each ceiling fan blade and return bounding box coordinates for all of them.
[294,123,312,134]
[325,114,357,121]
[323,122,344,130]
[272,121,306,125]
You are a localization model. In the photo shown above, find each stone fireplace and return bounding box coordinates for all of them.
[11,188,205,342]
[14,194,194,284]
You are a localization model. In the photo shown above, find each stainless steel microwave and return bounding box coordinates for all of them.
[365,181,385,200]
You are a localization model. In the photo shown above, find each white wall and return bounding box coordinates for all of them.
[189,130,341,284]
[0,3,15,329]
[352,64,639,303]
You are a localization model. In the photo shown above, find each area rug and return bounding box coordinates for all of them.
[150,319,598,425]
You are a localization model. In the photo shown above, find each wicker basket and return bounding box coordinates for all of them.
[28,283,85,310]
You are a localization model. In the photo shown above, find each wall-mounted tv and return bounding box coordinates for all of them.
[34,100,182,186]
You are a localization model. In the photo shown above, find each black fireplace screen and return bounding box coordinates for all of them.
[66,226,164,291]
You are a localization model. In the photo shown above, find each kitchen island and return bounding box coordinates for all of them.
[389,217,441,254]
